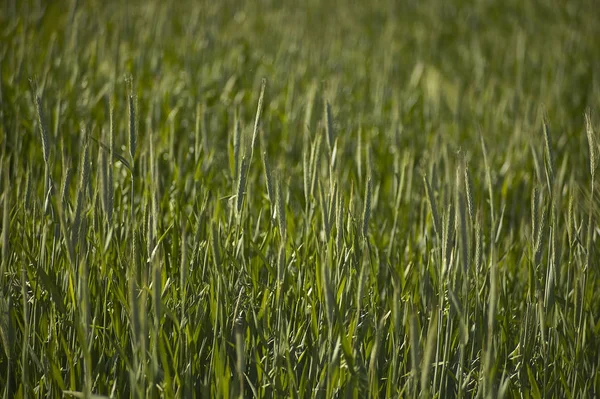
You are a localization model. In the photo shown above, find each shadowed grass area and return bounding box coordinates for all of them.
[1,0,599,397]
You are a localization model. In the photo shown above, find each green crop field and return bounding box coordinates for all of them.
[0,0,599,397]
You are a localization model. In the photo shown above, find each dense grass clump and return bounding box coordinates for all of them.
[1,0,599,397]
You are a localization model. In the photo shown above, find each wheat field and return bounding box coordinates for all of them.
[0,0,599,397]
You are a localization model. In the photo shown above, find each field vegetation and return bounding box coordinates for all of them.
[0,0,599,397]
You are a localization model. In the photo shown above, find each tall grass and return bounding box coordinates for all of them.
[1,1,599,398]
